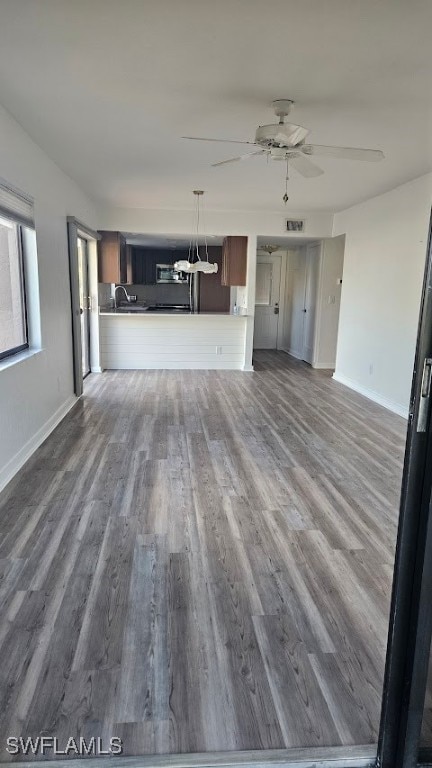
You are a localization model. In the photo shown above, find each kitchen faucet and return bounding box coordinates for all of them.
[114,285,137,308]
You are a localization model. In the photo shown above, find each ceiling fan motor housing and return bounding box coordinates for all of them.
[255,123,309,149]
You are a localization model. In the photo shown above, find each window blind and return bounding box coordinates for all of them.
[0,180,34,228]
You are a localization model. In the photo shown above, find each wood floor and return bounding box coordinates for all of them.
[0,351,408,760]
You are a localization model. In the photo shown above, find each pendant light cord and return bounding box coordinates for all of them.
[195,194,202,262]
[201,194,210,263]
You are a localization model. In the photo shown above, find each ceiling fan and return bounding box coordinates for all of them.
[182,99,384,180]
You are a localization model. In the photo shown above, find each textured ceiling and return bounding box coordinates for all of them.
[0,0,431,213]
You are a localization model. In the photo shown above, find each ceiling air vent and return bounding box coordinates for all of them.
[286,219,305,232]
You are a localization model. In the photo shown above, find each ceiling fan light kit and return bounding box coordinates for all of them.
[182,99,385,203]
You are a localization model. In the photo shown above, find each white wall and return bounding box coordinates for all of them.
[0,104,97,491]
[333,173,432,417]
[98,206,333,240]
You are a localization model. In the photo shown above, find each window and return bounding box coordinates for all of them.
[0,215,28,360]
[255,261,273,305]
[0,181,34,362]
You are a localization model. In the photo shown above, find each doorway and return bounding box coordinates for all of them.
[77,236,91,378]
[253,252,281,349]
[67,217,100,396]
[280,238,344,370]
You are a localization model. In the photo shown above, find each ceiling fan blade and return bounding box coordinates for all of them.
[289,154,324,178]
[182,136,257,146]
[301,144,384,162]
[212,150,265,167]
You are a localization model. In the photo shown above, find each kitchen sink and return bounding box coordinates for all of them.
[146,305,191,312]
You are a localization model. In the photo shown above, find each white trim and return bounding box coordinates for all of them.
[0,347,43,373]
[0,395,78,494]
[332,372,409,418]
[243,237,258,370]
[242,364,254,371]
[312,361,336,370]
[88,239,102,374]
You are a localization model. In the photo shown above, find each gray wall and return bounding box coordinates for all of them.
[125,283,189,304]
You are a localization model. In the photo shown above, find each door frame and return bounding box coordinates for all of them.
[67,217,100,396]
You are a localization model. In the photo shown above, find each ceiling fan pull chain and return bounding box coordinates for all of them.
[283,158,289,204]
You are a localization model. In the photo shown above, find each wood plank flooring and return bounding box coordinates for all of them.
[0,351,408,760]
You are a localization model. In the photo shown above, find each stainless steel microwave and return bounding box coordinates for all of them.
[156,264,188,284]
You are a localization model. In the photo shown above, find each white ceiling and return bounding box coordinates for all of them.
[0,0,431,214]
[125,233,223,248]
[125,234,315,249]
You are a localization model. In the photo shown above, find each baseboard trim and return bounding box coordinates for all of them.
[332,372,408,418]
[0,745,377,768]
[312,361,336,370]
[0,395,78,494]
[242,365,254,372]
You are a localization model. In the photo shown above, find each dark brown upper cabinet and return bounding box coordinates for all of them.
[97,231,131,284]
[198,246,230,313]
[221,236,248,286]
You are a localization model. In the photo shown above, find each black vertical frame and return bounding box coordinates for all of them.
[378,207,432,768]
[67,219,83,396]
[66,217,100,396]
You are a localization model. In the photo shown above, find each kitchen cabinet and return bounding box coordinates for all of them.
[199,246,230,313]
[130,248,190,285]
[144,252,159,285]
[130,249,166,284]
[221,236,248,286]
[98,231,131,284]
[131,248,149,284]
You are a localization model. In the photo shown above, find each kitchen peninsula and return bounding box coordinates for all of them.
[98,310,248,369]
[97,232,252,370]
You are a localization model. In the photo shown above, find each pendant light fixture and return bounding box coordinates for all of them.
[261,244,279,255]
[174,190,218,274]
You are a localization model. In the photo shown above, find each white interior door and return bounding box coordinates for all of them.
[302,243,321,364]
[254,254,281,349]
[287,250,307,358]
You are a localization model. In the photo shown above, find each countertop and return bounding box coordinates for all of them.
[99,307,249,317]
